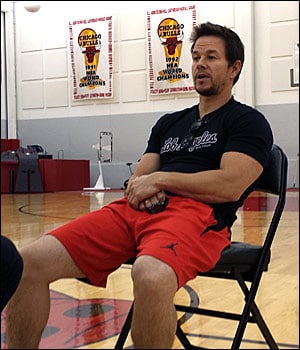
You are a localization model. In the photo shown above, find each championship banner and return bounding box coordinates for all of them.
[69,16,113,100]
[147,5,197,95]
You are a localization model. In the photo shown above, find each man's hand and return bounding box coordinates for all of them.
[138,191,167,212]
[125,173,165,211]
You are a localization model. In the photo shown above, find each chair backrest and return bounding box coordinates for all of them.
[254,144,288,241]
[252,144,288,275]
[255,144,288,196]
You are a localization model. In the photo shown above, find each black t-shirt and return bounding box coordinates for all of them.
[144,97,274,227]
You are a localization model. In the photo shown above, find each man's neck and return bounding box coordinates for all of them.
[198,94,233,118]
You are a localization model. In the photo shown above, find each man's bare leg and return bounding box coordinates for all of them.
[131,256,178,349]
[6,235,85,349]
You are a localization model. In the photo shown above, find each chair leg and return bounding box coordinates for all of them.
[176,323,206,349]
[114,288,278,350]
[114,302,134,349]
[115,301,207,349]
[232,272,278,350]
[250,302,278,349]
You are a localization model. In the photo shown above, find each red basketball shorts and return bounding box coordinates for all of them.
[49,196,231,289]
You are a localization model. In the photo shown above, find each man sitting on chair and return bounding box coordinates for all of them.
[6,22,273,349]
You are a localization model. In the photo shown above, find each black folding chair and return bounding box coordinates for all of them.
[114,144,288,349]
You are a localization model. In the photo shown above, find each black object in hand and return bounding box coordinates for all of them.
[146,197,169,214]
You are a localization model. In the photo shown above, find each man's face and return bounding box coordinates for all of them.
[191,36,236,96]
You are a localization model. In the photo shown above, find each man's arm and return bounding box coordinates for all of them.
[126,153,166,210]
[129,153,161,177]
[126,151,263,210]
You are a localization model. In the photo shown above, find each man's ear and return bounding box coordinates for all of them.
[231,60,242,78]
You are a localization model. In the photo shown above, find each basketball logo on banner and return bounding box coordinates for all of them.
[157,18,188,83]
[69,17,113,100]
[147,5,197,95]
[78,28,103,90]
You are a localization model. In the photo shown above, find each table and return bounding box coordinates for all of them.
[1,159,90,193]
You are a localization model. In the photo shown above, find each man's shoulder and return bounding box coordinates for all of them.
[231,98,262,115]
[160,104,199,121]
[223,99,267,124]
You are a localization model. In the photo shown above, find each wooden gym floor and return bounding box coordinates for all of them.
[1,189,299,349]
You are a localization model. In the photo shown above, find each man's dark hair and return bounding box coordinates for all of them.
[190,22,244,85]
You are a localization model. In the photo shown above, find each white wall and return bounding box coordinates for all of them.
[6,1,255,121]
[1,1,299,188]
[254,1,299,105]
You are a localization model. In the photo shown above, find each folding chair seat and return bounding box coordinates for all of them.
[113,144,288,349]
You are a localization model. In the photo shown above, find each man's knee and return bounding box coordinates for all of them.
[131,255,177,296]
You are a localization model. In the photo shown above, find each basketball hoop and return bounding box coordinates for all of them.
[83,131,113,191]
